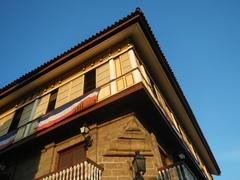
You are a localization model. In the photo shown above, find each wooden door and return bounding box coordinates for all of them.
[58,143,86,170]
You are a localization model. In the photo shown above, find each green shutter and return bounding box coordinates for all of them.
[0,112,15,136]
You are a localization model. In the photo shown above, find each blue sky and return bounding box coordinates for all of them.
[0,1,239,179]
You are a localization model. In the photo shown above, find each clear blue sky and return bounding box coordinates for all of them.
[0,1,239,179]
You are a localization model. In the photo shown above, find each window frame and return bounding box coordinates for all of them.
[83,69,96,94]
[57,143,86,171]
[46,89,58,113]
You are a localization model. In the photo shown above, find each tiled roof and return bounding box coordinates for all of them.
[0,8,142,97]
[0,7,220,174]
[0,8,172,99]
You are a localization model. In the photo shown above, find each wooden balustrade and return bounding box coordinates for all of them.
[39,159,103,180]
[158,162,197,180]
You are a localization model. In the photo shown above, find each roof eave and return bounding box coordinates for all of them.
[135,13,220,175]
[0,8,220,175]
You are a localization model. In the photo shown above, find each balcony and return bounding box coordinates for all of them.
[0,65,196,164]
[0,66,185,153]
[38,159,103,180]
[158,162,197,180]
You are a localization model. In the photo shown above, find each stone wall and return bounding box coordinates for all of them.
[8,149,41,180]
[34,113,171,179]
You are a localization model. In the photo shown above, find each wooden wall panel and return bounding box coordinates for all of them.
[0,112,15,136]
[33,94,50,119]
[98,85,111,100]
[18,102,34,127]
[120,52,131,74]
[96,63,110,87]
[55,82,71,108]
[125,74,134,87]
[69,76,84,101]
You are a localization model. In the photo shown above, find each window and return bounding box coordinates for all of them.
[0,112,15,136]
[33,94,51,119]
[8,108,23,132]
[84,69,96,94]
[96,63,110,87]
[55,75,84,108]
[115,52,131,77]
[58,143,86,170]
[46,89,58,113]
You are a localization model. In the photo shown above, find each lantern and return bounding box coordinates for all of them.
[80,123,92,148]
[132,151,146,179]
[80,123,90,135]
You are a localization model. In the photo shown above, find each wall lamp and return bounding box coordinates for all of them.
[132,151,146,180]
[80,123,92,149]
[178,153,185,161]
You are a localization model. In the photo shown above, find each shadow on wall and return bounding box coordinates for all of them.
[1,147,41,180]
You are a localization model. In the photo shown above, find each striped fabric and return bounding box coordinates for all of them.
[0,130,17,150]
[37,89,99,131]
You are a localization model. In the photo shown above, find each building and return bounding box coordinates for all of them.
[0,8,220,180]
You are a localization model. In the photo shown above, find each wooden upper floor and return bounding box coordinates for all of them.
[0,8,220,177]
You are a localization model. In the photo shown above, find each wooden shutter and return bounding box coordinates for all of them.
[33,94,51,119]
[55,82,71,108]
[115,53,134,91]
[18,102,34,127]
[0,112,15,136]
[56,75,84,108]
[58,143,86,170]
[96,63,110,87]
[58,150,73,170]
[120,52,131,74]
[115,52,131,77]
[72,144,86,165]
[69,76,84,101]
[14,102,34,141]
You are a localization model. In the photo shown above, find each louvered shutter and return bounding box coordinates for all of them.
[33,94,51,119]
[0,112,15,136]
[18,102,34,127]
[56,76,84,108]
[69,75,84,101]
[96,63,110,87]
[120,52,131,74]
[15,102,34,141]
[55,82,71,108]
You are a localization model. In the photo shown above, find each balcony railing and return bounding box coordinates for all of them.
[158,162,197,180]
[0,64,210,178]
[0,66,203,174]
[0,67,186,153]
[38,159,103,180]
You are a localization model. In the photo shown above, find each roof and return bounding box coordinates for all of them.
[0,8,142,97]
[0,8,220,175]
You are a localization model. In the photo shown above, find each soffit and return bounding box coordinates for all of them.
[130,23,219,175]
[0,9,220,175]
